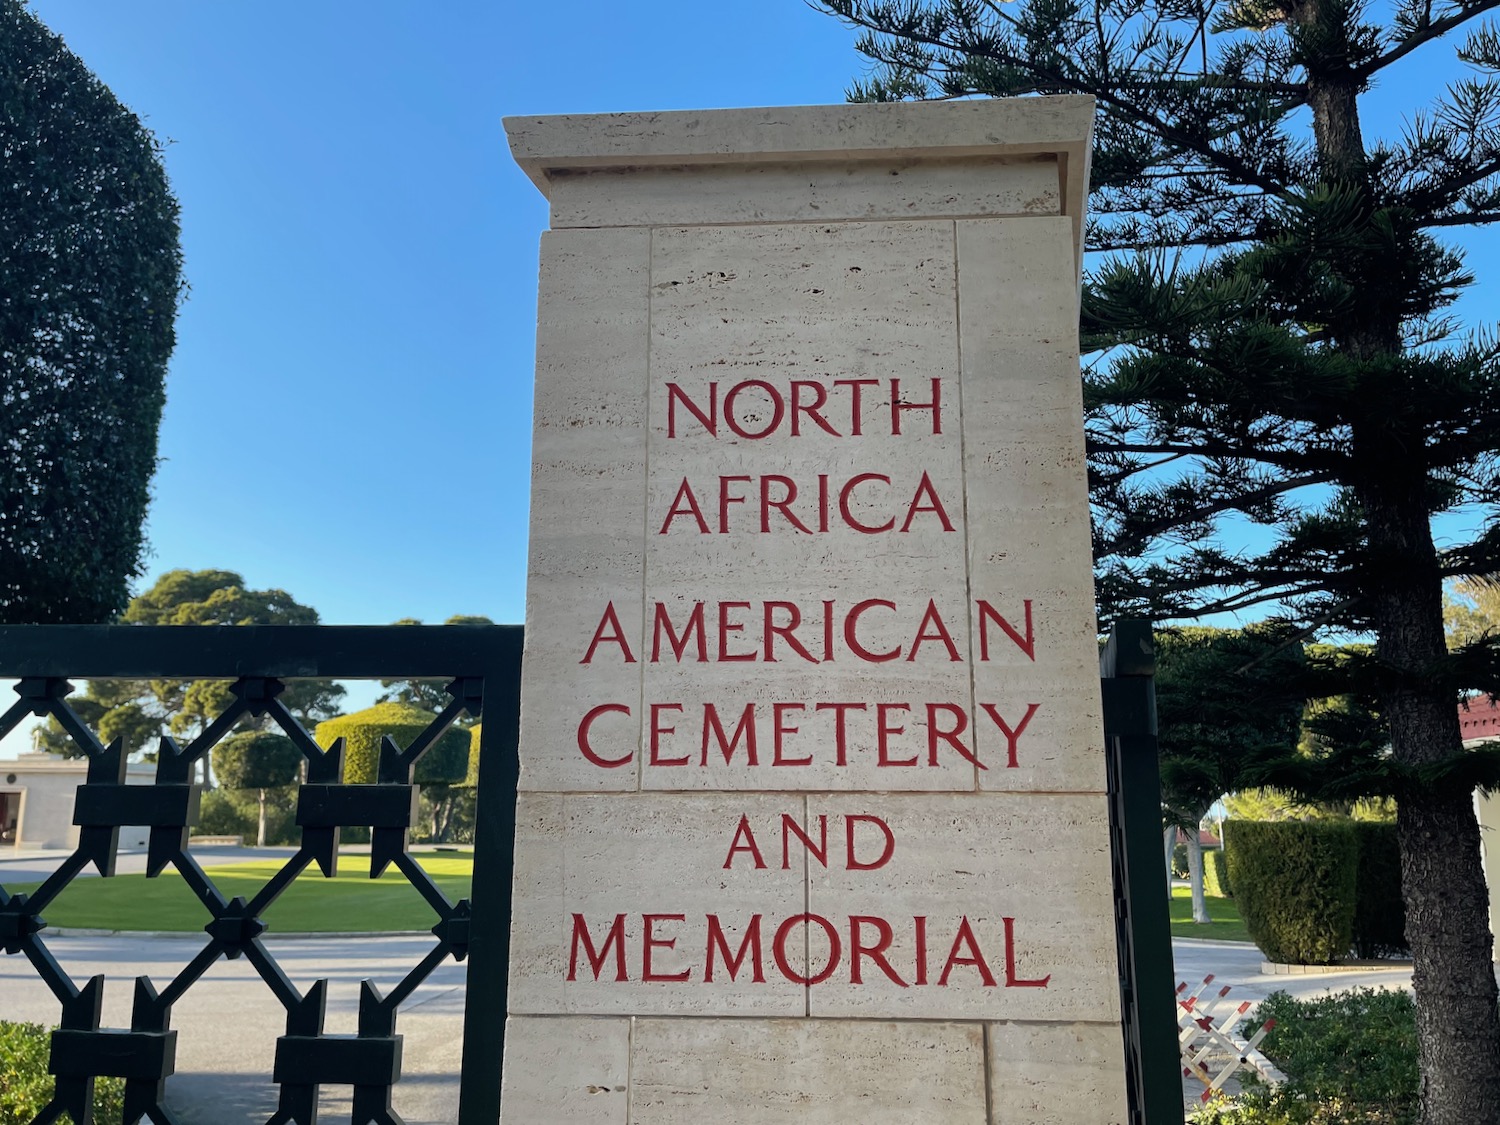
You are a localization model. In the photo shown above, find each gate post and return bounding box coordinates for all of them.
[458,628,523,1124]
[1102,619,1183,1125]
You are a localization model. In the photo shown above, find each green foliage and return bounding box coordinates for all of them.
[1205,848,1232,898]
[0,0,182,625]
[210,730,303,845]
[1223,788,1395,823]
[1227,821,1358,964]
[212,731,302,793]
[1194,990,1419,1124]
[36,570,344,758]
[195,786,298,846]
[460,723,482,787]
[195,789,253,840]
[1223,788,1319,822]
[1351,822,1408,959]
[315,702,469,787]
[1155,625,1306,825]
[1172,840,1189,879]
[1445,578,1500,650]
[0,1022,123,1124]
[418,786,476,844]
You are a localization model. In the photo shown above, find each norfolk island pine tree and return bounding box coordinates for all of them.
[817,1,1500,1119]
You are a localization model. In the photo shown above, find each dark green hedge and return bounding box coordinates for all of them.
[0,0,183,625]
[315,702,469,786]
[1352,822,1408,959]
[1204,847,1231,898]
[1226,820,1358,964]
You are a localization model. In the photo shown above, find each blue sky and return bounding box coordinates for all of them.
[15,0,1500,627]
[21,0,865,627]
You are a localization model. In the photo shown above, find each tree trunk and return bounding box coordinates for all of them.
[1358,468,1500,1121]
[1288,0,1500,1111]
[257,788,267,848]
[1186,832,1211,924]
[1164,825,1177,884]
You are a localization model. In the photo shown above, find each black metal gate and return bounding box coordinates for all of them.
[0,624,520,1125]
[1101,619,1183,1125]
[2,620,1181,1124]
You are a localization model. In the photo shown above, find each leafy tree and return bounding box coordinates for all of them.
[37,569,345,760]
[1445,577,1500,647]
[818,0,1500,1114]
[1155,625,1305,923]
[0,0,182,624]
[211,731,302,847]
[377,615,494,717]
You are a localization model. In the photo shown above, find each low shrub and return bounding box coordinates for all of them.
[195,786,298,846]
[1205,847,1231,898]
[1191,989,1418,1125]
[1227,821,1357,964]
[0,1022,124,1124]
[196,787,254,838]
[1351,822,1408,959]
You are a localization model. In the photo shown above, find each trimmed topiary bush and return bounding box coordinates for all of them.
[212,730,303,847]
[1351,821,1408,959]
[1204,847,1231,898]
[314,702,470,786]
[1226,820,1357,964]
[461,723,481,788]
[0,1022,124,1123]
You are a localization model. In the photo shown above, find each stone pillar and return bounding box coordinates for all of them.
[502,98,1125,1124]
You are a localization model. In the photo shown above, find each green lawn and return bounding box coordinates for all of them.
[1169,886,1254,944]
[2,853,473,933]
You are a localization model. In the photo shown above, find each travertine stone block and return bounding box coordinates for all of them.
[504,98,1122,1123]
[629,1018,988,1124]
[546,156,1061,228]
[508,793,808,1015]
[643,221,973,792]
[520,227,650,792]
[804,794,1121,1022]
[500,1016,630,1125]
[988,1021,1130,1125]
[957,218,1103,794]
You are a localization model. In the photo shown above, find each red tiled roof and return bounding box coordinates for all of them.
[1458,696,1500,743]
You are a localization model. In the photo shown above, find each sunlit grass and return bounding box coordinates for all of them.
[0,852,473,933]
[1169,886,1253,944]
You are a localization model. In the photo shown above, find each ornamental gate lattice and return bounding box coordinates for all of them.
[0,620,1176,1125]
[0,625,519,1125]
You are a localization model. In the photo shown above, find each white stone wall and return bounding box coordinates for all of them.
[2,754,154,850]
[502,99,1125,1124]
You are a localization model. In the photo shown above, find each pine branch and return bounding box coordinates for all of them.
[1356,0,1500,78]
[824,1,1297,196]
[1426,209,1500,225]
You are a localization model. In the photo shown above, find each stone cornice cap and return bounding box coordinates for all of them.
[505,97,1095,264]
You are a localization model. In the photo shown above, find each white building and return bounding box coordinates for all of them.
[0,750,155,850]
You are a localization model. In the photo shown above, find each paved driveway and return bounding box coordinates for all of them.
[1,933,476,1124]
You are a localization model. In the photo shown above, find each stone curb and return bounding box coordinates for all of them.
[1260,958,1413,975]
[1172,937,1256,946]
